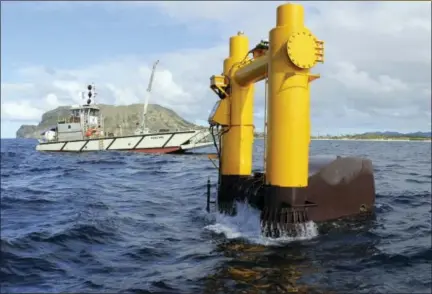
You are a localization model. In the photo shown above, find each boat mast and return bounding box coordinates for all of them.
[141,60,159,131]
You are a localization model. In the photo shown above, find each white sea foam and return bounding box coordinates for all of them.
[204,201,319,246]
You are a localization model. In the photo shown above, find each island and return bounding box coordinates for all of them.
[16,103,205,139]
[17,105,431,143]
[253,131,431,141]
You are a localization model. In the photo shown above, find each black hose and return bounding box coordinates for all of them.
[210,126,220,159]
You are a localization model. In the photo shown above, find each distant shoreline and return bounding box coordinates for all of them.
[253,131,431,142]
[4,136,432,143]
[253,137,431,142]
[311,138,431,142]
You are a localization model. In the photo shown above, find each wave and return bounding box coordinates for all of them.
[204,201,319,246]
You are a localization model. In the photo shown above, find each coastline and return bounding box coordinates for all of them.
[253,137,431,142]
[311,138,431,142]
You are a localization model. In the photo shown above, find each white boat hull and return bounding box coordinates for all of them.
[36,130,213,153]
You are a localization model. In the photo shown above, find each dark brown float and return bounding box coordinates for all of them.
[213,156,376,238]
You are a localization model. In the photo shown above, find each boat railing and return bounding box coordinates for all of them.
[188,129,213,144]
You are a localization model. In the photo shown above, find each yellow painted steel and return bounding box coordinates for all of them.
[208,75,230,125]
[209,3,323,186]
[220,32,255,176]
[208,99,230,126]
[265,3,323,187]
[210,75,229,98]
[234,53,268,86]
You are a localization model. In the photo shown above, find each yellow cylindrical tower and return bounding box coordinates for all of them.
[207,1,374,240]
[220,32,255,177]
[265,3,319,189]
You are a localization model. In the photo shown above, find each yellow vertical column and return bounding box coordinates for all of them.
[266,3,321,188]
[220,32,255,177]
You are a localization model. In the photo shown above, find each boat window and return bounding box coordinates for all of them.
[90,109,99,116]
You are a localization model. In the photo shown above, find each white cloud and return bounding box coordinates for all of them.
[1,1,431,137]
[1,100,43,121]
[45,93,59,107]
[329,62,409,94]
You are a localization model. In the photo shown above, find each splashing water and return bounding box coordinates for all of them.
[204,201,319,246]
[2,139,431,293]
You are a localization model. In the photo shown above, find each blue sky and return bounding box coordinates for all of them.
[1,1,431,138]
[1,2,221,78]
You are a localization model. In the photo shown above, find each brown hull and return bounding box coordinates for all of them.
[303,156,375,222]
[217,156,376,237]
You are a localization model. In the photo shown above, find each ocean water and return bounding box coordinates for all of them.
[1,138,431,294]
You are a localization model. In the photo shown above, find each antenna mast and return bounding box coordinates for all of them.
[142,60,159,130]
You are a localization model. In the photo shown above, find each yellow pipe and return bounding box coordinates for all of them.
[220,32,255,176]
[213,3,323,189]
[234,53,268,86]
[266,3,312,187]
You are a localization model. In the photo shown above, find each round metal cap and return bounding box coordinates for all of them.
[287,29,317,69]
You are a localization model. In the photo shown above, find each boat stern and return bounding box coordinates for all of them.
[180,129,215,152]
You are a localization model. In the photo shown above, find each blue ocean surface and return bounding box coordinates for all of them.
[1,138,431,293]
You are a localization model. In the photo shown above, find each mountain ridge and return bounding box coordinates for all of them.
[16,103,203,139]
[359,131,431,138]
[16,103,431,140]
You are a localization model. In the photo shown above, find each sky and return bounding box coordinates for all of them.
[1,1,431,138]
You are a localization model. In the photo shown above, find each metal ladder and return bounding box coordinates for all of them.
[98,136,104,150]
[98,114,105,150]
[83,119,89,140]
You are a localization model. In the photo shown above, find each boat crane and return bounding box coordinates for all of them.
[136,60,159,135]
[36,60,213,153]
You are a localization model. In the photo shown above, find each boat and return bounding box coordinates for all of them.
[36,61,214,154]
